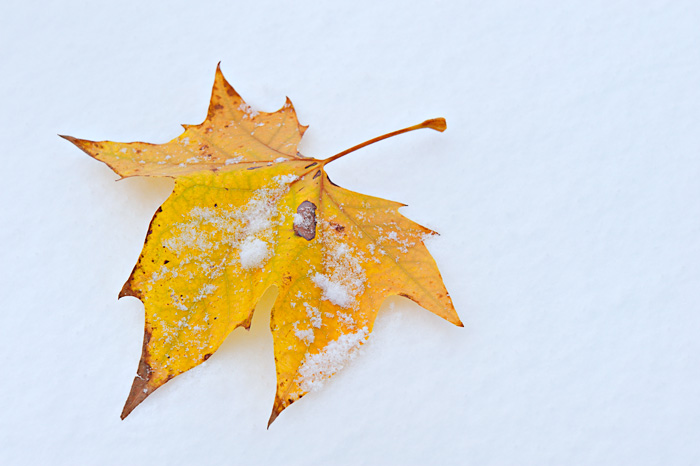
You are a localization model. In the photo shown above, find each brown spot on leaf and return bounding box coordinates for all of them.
[213,104,223,110]
[330,222,345,232]
[293,200,317,241]
[203,353,212,361]
[313,170,321,179]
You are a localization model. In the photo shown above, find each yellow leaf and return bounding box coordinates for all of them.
[63,65,462,425]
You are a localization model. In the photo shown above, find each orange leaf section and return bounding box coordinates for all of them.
[62,64,307,179]
[63,65,461,425]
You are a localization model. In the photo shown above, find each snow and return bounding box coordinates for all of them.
[293,322,315,345]
[238,237,270,269]
[275,174,298,185]
[311,230,366,308]
[155,175,294,312]
[297,327,368,392]
[5,1,700,465]
[337,311,355,327]
[303,302,322,328]
[238,102,260,118]
[193,284,216,302]
[311,273,353,308]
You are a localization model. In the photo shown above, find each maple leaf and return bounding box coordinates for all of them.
[62,65,462,425]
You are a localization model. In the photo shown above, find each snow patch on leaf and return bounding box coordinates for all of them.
[239,237,270,269]
[312,229,366,308]
[304,302,322,328]
[155,176,296,310]
[293,322,315,345]
[225,157,243,165]
[238,103,259,118]
[297,327,368,392]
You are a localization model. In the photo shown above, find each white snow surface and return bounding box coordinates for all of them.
[3,1,700,465]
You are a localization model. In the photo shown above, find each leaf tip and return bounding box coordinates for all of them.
[215,61,224,78]
[267,393,297,428]
[282,96,296,113]
[121,376,153,420]
[118,277,140,300]
[58,134,97,156]
[267,406,281,429]
[58,134,80,145]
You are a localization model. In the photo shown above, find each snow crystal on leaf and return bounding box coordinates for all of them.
[193,284,217,302]
[238,103,259,118]
[312,230,366,308]
[239,237,270,269]
[225,157,243,165]
[293,322,315,345]
[303,302,322,328]
[160,176,295,301]
[297,327,368,392]
[312,273,354,308]
[275,174,298,185]
[162,222,213,252]
[337,311,355,327]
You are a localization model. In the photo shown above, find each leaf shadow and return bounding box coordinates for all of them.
[117,176,175,209]
[204,286,279,382]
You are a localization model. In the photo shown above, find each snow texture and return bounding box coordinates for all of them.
[312,229,366,308]
[3,1,700,465]
[238,237,270,270]
[297,327,369,392]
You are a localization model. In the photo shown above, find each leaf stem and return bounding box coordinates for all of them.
[321,118,446,165]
